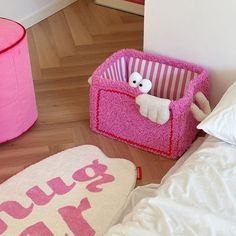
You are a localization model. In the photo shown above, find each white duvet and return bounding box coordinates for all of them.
[105,136,236,236]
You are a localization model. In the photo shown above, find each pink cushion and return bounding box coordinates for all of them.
[0,18,25,53]
[0,18,37,143]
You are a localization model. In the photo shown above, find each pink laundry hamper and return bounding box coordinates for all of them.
[90,49,209,159]
[0,18,37,143]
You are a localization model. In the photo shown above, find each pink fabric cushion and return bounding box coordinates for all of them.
[0,18,37,143]
[0,18,25,53]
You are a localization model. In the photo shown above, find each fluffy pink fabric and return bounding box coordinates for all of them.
[90,49,209,159]
[0,18,37,143]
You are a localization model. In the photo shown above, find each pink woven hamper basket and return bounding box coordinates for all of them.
[90,49,209,159]
[0,18,37,143]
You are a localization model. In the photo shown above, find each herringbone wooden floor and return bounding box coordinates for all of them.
[0,0,176,184]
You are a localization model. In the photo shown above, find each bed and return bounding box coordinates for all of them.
[105,81,236,236]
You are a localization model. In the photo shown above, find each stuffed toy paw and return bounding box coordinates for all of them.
[88,76,92,85]
[129,72,152,93]
[136,94,171,125]
[191,92,211,122]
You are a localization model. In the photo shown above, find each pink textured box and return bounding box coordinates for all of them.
[90,49,209,159]
[0,18,37,143]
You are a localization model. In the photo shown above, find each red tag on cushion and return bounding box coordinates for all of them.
[136,167,142,180]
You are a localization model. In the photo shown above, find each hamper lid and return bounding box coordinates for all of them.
[0,17,26,54]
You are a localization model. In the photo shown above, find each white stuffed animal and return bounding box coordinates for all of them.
[128,72,171,124]
[128,72,211,124]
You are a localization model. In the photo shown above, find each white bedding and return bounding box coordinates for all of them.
[105,136,236,235]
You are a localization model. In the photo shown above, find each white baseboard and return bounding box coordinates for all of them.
[95,0,144,16]
[20,0,77,29]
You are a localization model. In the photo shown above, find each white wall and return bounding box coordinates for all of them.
[95,0,144,15]
[144,0,236,106]
[0,0,76,28]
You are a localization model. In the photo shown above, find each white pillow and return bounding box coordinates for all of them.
[197,81,236,145]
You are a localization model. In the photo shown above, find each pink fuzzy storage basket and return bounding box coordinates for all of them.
[90,49,209,159]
